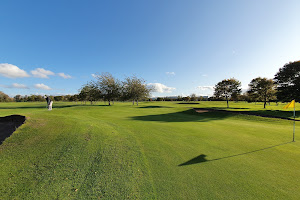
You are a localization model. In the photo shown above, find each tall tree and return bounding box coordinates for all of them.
[214,78,241,108]
[79,83,100,104]
[122,76,152,106]
[247,77,276,108]
[274,61,300,102]
[94,73,120,106]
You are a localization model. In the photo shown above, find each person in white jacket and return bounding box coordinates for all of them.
[44,95,53,111]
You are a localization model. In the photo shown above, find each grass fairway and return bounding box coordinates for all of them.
[1,101,300,199]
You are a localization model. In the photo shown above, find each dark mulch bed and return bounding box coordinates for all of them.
[0,115,26,145]
[193,108,300,121]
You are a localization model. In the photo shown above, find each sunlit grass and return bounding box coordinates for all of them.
[0,101,299,199]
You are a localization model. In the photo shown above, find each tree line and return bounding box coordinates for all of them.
[1,61,299,106]
[213,60,300,108]
[0,93,80,102]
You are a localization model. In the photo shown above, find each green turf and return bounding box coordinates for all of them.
[0,101,300,199]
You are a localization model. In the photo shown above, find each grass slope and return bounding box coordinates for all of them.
[0,101,300,199]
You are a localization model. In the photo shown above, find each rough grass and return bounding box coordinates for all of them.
[0,101,300,199]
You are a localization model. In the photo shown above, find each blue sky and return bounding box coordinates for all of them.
[1,0,299,97]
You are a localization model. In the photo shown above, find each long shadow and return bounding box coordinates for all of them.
[131,109,232,122]
[196,108,300,121]
[179,154,208,166]
[178,141,293,166]
[0,115,26,145]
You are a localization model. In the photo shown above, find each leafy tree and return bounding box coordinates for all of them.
[14,95,22,102]
[69,94,79,102]
[122,76,152,106]
[247,77,276,108]
[36,95,44,102]
[79,83,100,104]
[214,78,241,108]
[190,93,197,102]
[0,91,12,102]
[183,96,190,102]
[94,73,120,106]
[274,61,300,102]
[54,96,63,101]
[64,95,71,101]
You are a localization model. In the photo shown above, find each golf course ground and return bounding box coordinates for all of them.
[0,101,300,199]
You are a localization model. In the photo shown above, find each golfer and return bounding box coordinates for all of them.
[45,95,53,111]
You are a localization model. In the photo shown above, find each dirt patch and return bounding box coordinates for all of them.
[193,108,300,121]
[194,109,211,113]
[0,115,26,145]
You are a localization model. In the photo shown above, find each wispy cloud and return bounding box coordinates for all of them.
[31,68,55,78]
[148,83,176,93]
[0,63,30,78]
[166,72,176,76]
[197,86,214,91]
[34,83,52,90]
[0,83,29,89]
[202,74,208,77]
[58,72,72,79]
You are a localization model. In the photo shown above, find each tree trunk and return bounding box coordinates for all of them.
[264,97,266,109]
[136,99,138,106]
[108,100,111,106]
[132,100,134,105]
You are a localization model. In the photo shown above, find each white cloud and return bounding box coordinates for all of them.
[11,83,29,89]
[148,83,176,93]
[202,74,208,77]
[197,86,214,91]
[166,72,175,76]
[34,83,52,90]
[0,83,29,89]
[31,68,55,78]
[58,72,72,79]
[0,63,30,78]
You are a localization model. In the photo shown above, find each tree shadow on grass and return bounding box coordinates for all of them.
[131,109,232,122]
[197,108,300,121]
[178,141,293,166]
